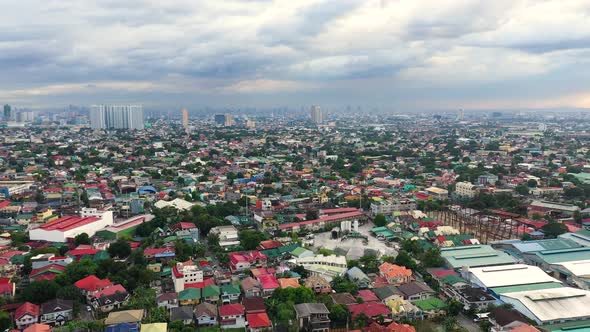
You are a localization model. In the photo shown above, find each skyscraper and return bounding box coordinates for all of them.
[181,108,189,128]
[311,105,323,124]
[3,105,11,120]
[90,105,144,130]
[224,114,235,127]
[214,114,225,125]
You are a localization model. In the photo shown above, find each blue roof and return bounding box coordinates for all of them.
[105,323,140,332]
[137,186,157,194]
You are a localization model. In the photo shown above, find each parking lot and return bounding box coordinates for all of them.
[311,222,398,257]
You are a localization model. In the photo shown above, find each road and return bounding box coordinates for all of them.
[457,313,482,332]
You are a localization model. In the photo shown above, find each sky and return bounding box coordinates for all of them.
[2,0,590,111]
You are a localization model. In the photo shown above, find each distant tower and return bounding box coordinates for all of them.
[3,105,11,121]
[457,109,464,121]
[224,114,235,127]
[311,105,323,124]
[181,108,189,128]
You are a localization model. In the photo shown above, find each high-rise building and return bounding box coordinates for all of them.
[3,105,11,120]
[311,105,323,124]
[16,111,34,123]
[214,114,225,125]
[90,105,144,130]
[224,114,235,127]
[181,108,189,128]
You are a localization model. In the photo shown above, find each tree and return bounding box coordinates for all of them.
[330,275,358,294]
[358,255,380,274]
[394,250,417,270]
[10,231,27,247]
[373,214,387,227]
[514,184,529,196]
[542,222,568,238]
[80,190,89,207]
[107,239,131,259]
[74,233,91,246]
[56,285,81,301]
[239,230,267,250]
[446,299,463,316]
[420,248,445,268]
[58,258,98,285]
[21,280,60,304]
[0,311,11,331]
[527,179,538,188]
[305,209,319,221]
[574,210,582,223]
[329,304,350,323]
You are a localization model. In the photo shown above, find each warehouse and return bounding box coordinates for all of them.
[30,211,114,242]
[464,264,562,294]
[440,245,516,270]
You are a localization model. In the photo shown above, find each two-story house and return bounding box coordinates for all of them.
[15,302,40,330]
[219,304,246,329]
[378,262,412,285]
[294,303,331,332]
[221,284,241,304]
[304,276,332,294]
[40,299,74,326]
[241,277,261,298]
[156,292,179,310]
[195,302,217,326]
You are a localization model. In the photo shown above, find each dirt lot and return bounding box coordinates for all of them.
[311,222,398,257]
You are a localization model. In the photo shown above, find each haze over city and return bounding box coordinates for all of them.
[2,0,590,110]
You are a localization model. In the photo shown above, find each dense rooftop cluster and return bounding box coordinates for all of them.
[0,112,590,332]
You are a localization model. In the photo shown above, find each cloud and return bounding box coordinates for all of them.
[0,0,588,109]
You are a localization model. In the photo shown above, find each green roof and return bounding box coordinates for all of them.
[542,319,590,332]
[202,285,220,298]
[534,247,590,264]
[221,284,241,295]
[491,282,564,294]
[414,298,447,311]
[440,245,516,269]
[291,247,312,257]
[179,288,201,300]
[439,275,467,285]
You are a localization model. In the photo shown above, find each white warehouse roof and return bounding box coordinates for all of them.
[466,264,559,288]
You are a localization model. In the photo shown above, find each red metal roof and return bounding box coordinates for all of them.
[246,313,271,328]
[39,215,100,231]
[219,304,244,317]
[15,302,39,320]
[258,274,279,289]
[74,275,112,291]
[349,302,390,318]
[279,211,364,229]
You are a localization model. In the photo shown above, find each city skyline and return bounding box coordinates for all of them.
[1,1,590,111]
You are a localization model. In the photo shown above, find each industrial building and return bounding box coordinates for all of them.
[29,211,114,242]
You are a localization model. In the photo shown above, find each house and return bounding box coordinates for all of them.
[221,284,241,304]
[143,247,175,260]
[219,304,246,329]
[357,290,380,303]
[258,274,279,298]
[349,302,391,320]
[90,284,130,313]
[156,292,178,310]
[346,267,370,289]
[278,278,300,289]
[15,302,40,330]
[379,263,412,285]
[373,285,402,303]
[23,323,51,332]
[229,251,267,273]
[451,286,496,311]
[179,288,201,306]
[294,303,331,332]
[241,277,261,298]
[202,285,221,303]
[330,293,357,306]
[104,309,145,326]
[170,306,194,325]
[195,302,217,326]
[140,323,167,332]
[40,299,74,325]
[395,282,435,302]
[246,313,272,332]
[243,297,266,314]
[304,275,332,294]
[172,261,204,292]
[0,278,15,298]
[74,275,113,300]
[488,308,530,331]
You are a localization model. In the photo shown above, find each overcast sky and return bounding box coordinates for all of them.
[2,0,590,111]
